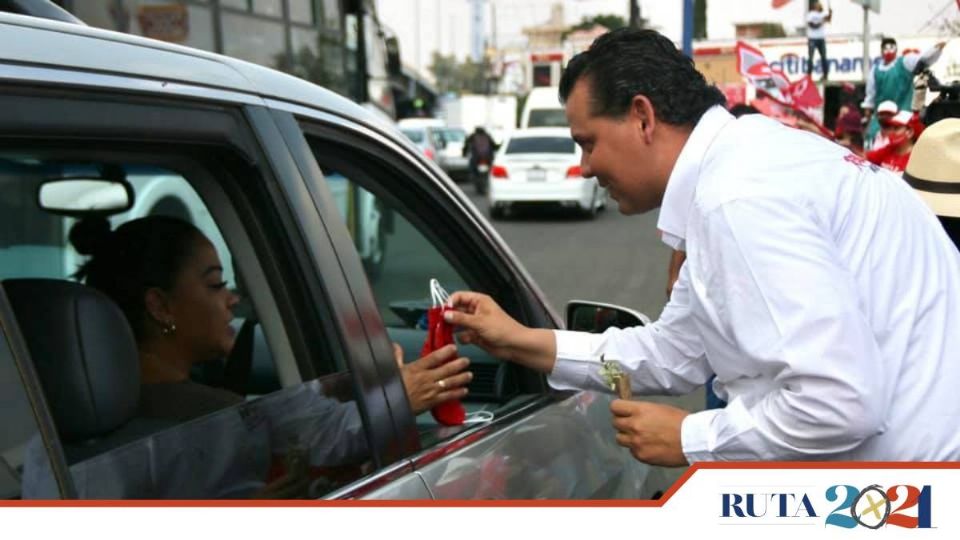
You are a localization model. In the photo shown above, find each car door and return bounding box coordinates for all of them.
[264,101,657,499]
[0,65,432,498]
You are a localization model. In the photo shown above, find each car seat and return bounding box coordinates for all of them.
[3,279,170,463]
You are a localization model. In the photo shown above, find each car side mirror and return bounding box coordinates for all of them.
[38,178,134,217]
[565,300,650,333]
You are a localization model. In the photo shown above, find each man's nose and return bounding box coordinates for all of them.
[580,155,592,178]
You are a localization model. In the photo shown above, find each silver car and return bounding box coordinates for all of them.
[0,10,661,500]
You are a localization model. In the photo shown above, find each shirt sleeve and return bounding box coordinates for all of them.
[679,197,887,462]
[903,43,945,73]
[548,262,712,396]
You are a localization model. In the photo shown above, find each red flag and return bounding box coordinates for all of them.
[788,75,824,109]
[736,41,772,82]
[772,0,793,8]
[737,41,792,104]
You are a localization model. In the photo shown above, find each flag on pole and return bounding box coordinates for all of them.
[771,0,793,8]
[788,75,825,109]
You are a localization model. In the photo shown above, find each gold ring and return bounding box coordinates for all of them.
[437,379,446,389]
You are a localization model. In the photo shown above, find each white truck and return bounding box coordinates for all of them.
[440,94,517,145]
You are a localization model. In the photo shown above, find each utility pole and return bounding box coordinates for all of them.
[629,0,640,28]
[862,2,870,83]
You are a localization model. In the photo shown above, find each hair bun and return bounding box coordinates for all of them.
[69,217,113,256]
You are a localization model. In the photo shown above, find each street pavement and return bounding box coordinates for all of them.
[461,187,704,493]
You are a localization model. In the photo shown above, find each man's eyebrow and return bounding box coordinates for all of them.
[202,265,223,277]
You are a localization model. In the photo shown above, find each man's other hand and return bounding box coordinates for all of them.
[611,399,690,467]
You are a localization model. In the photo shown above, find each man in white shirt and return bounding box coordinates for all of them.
[445,28,960,465]
[806,1,832,80]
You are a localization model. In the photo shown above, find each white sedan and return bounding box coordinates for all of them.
[488,128,606,219]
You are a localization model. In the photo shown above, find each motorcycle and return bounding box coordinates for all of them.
[472,158,491,196]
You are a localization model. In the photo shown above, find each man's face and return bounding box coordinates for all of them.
[565,79,665,214]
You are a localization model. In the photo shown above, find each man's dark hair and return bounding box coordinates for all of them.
[558,28,725,127]
[729,103,760,117]
[881,37,897,49]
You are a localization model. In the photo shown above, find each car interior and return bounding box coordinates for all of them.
[0,137,550,499]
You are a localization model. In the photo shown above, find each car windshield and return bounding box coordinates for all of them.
[528,109,568,127]
[505,136,576,155]
[401,129,424,143]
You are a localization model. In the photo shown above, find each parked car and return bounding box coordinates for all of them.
[397,122,445,163]
[0,9,660,500]
[488,128,607,219]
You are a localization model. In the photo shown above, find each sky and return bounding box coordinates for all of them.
[377,0,959,77]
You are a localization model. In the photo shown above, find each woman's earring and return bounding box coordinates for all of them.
[160,320,177,336]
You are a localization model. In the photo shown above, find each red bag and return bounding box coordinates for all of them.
[420,280,465,426]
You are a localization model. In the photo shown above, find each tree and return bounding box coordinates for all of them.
[429,52,495,95]
[694,0,707,39]
[562,14,634,39]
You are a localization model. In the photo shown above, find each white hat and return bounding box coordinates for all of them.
[882,110,913,128]
[877,100,899,115]
[904,118,960,218]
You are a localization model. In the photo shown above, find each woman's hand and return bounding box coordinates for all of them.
[395,343,471,414]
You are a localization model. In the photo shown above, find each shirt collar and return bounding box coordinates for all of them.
[657,105,734,250]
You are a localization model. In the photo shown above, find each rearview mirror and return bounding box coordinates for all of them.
[565,300,650,333]
[38,178,134,217]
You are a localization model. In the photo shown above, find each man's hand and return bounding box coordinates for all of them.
[396,343,471,415]
[611,399,690,467]
[445,291,557,372]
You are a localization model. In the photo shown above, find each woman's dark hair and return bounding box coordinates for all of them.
[558,28,726,127]
[881,37,897,49]
[73,216,204,339]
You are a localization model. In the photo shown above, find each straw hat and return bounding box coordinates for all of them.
[904,118,960,218]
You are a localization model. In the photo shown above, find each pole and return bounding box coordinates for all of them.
[862,3,870,83]
[682,0,694,57]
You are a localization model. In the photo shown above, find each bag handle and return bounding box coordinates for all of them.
[430,278,451,307]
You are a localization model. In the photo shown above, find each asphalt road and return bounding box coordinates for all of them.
[460,187,704,491]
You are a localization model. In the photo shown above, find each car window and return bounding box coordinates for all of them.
[527,109,569,128]
[505,137,576,154]
[302,132,544,450]
[401,129,424,143]
[0,323,58,500]
[0,150,370,499]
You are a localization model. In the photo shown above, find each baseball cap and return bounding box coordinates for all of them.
[876,100,899,115]
[881,111,913,128]
[904,118,960,218]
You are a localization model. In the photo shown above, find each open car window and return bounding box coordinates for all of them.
[301,130,547,450]
[0,149,372,499]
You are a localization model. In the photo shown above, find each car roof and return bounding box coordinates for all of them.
[0,12,386,129]
[397,118,445,128]
[506,127,573,139]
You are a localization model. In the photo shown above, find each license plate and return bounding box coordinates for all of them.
[527,169,546,182]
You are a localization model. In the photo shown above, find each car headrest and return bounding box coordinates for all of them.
[3,279,140,443]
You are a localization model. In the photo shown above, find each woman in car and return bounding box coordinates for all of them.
[63,215,471,497]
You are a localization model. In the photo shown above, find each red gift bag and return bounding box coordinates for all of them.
[421,280,466,426]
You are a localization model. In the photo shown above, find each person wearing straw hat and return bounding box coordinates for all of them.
[905,118,960,249]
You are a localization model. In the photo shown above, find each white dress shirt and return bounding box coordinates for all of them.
[549,105,960,461]
[806,11,827,40]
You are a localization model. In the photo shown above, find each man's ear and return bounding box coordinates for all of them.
[144,287,172,326]
[629,94,657,144]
